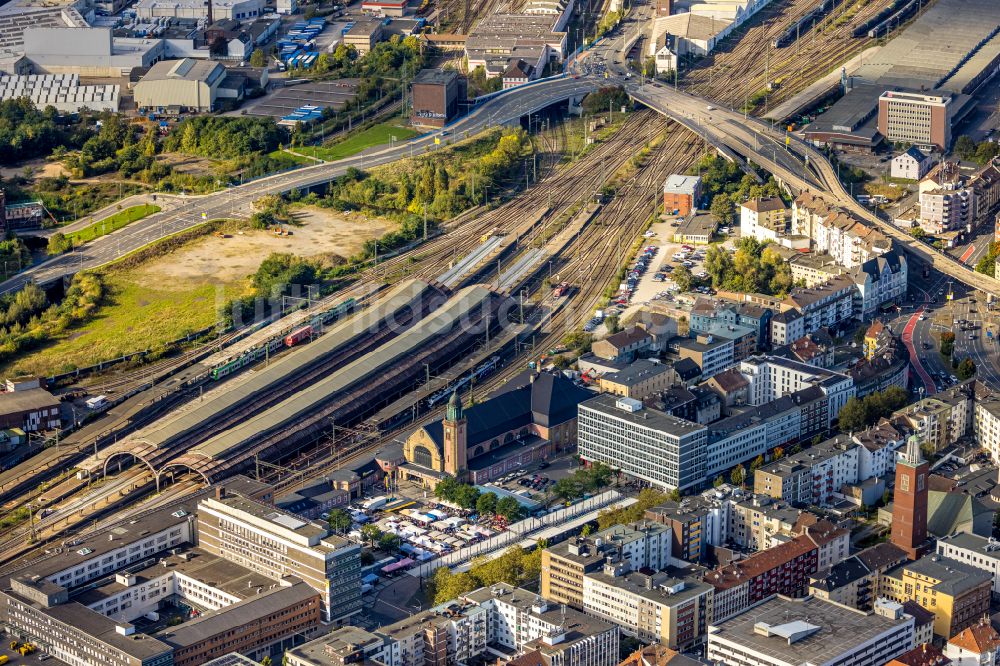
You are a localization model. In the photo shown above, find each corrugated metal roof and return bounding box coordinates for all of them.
[135,279,431,450]
[191,284,494,461]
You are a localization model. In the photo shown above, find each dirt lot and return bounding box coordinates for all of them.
[137,206,392,288]
[0,207,393,378]
[0,158,69,180]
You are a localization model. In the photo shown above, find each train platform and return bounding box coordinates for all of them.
[764,45,882,121]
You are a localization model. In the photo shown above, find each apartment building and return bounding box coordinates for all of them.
[740,355,854,424]
[770,309,806,346]
[878,90,955,151]
[728,495,808,551]
[783,274,856,334]
[945,619,1000,666]
[706,535,819,622]
[540,524,674,608]
[753,435,860,507]
[740,197,789,243]
[689,299,773,348]
[706,595,915,666]
[466,584,620,666]
[644,494,733,563]
[677,333,736,378]
[891,146,933,181]
[578,395,708,491]
[792,191,892,269]
[849,252,908,319]
[583,563,713,651]
[854,420,906,480]
[893,385,973,453]
[878,555,992,638]
[647,385,721,425]
[592,327,654,364]
[969,159,1000,225]
[936,533,1000,598]
[788,254,847,288]
[197,489,362,622]
[598,359,675,399]
[973,389,1000,465]
[918,161,977,234]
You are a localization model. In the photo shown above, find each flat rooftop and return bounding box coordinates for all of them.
[579,393,707,437]
[709,595,909,664]
[73,548,275,608]
[851,0,1000,94]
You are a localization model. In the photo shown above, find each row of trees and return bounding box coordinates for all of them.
[702,237,793,296]
[974,242,999,277]
[595,488,670,530]
[837,385,909,432]
[163,116,285,160]
[429,545,543,604]
[434,477,525,521]
[551,462,613,502]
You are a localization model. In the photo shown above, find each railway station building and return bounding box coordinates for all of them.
[380,371,591,487]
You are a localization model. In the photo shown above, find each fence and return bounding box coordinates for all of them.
[406,489,627,577]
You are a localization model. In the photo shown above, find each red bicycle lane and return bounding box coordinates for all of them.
[901,306,936,395]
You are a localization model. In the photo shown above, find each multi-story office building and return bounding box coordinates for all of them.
[578,395,708,491]
[878,555,992,638]
[705,397,801,478]
[3,576,174,666]
[197,489,361,622]
[878,90,956,151]
[663,174,702,217]
[583,563,713,651]
[706,595,915,666]
[644,495,732,563]
[158,581,322,666]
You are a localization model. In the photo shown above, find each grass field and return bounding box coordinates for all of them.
[0,269,237,378]
[295,123,420,162]
[67,204,161,245]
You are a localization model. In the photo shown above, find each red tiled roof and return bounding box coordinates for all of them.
[949,618,1000,654]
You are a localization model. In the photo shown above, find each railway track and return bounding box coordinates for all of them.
[682,0,898,110]
[0,113,665,568]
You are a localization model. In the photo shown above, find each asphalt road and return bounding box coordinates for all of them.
[0,76,598,295]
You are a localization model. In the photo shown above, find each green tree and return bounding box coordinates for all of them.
[909,226,927,239]
[455,484,481,510]
[730,464,746,487]
[710,192,734,225]
[673,265,693,292]
[249,48,266,68]
[941,331,956,357]
[749,454,765,473]
[327,508,352,533]
[378,532,402,552]
[476,492,498,516]
[957,357,977,380]
[713,475,725,488]
[495,496,523,521]
[954,135,977,160]
[668,488,682,501]
[46,232,72,255]
[260,656,272,666]
[360,524,382,546]
[581,523,594,537]
[604,314,621,334]
[838,396,869,432]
